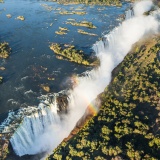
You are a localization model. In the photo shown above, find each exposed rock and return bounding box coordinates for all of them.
[56,95,69,114]
[64,98,101,142]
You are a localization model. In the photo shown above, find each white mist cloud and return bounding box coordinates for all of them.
[134,0,154,16]
[28,122,69,155]
[10,0,160,158]
[66,6,159,122]
[109,15,159,58]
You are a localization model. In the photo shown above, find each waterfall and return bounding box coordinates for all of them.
[0,0,159,157]
[125,7,134,20]
[125,0,155,20]
[10,102,61,155]
[7,92,70,156]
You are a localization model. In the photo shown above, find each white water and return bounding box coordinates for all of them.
[5,0,160,157]
[125,6,134,20]
[10,100,62,155]
[125,0,154,20]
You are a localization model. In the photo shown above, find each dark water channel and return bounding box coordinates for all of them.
[0,0,130,120]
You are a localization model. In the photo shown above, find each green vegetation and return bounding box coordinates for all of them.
[54,0,122,6]
[55,31,67,35]
[55,27,69,35]
[0,42,11,84]
[48,36,160,159]
[0,42,11,59]
[66,21,96,29]
[16,16,25,21]
[0,133,10,159]
[50,43,99,66]
[59,10,86,15]
[78,29,97,36]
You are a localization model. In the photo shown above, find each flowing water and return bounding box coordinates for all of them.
[1,0,159,159]
[0,0,128,115]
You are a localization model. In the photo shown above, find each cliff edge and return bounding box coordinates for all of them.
[48,35,160,160]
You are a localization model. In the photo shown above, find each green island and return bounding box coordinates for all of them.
[55,30,67,35]
[53,0,122,6]
[16,16,25,21]
[0,42,11,59]
[66,20,96,29]
[78,29,98,36]
[59,10,86,15]
[0,42,11,84]
[48,36,160,160]
[55,27,69,35]
[49,43,99,66]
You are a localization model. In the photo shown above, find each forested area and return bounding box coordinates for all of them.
[48,36,160,160]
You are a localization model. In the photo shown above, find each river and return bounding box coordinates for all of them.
[0,0,129,120]
[0,0,131,158]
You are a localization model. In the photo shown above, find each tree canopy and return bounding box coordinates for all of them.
[48,36,160,160]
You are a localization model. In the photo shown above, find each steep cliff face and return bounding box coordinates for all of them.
[48,35,160,160]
